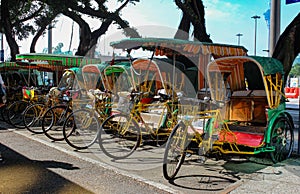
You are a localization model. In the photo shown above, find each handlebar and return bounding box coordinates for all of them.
[88,89,111,95]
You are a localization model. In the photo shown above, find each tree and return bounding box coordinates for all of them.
[1,0,140,60]
[174,0,299,86]
[272,12,300,85]
[290,64,300,77]
[56,0,141,56]
[0,0,57,61]
[174,0,212,42]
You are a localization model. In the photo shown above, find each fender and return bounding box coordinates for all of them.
[265,110,294,143]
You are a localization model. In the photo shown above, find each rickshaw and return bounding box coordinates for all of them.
[14,53,99,132]
[97,51,188,159]
[0,62,29,122]
[22,67,84,136]
[40,67,87,141]
[62,61,128,150]
[4,61,50,128]
[96,38,248,160]
[163,56,294,180]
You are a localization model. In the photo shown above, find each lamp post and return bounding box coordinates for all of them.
[236,33,243,45]
[251,15,261,55]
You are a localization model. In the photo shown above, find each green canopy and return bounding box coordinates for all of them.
[16,53,101,71]
[250,56,284,75]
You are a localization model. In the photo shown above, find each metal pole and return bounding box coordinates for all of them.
[48,25,52,54]
[269,0,281,56]
[251,15,261,55]
[236,33,243,45]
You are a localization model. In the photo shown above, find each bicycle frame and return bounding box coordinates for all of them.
[125,92,179,138]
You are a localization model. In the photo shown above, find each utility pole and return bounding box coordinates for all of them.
[48,25,52,54]
[269,0,281,56]
[236,33,243,45]
[251,15,261,56]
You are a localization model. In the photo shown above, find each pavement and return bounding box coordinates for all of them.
[0,98,299,194]
[229,97,300,194]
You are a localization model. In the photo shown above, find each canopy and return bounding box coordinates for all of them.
[82,63,109,90]
[110,38,248,58]
[0,61,44,71]
[207,56,284,94]
[0,62,25,71]
[16,53,101,71]
[249,56,284,75]
[110,38,248,90]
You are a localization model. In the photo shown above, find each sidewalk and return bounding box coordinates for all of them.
[229,98,300,193]
[228,157,300,193]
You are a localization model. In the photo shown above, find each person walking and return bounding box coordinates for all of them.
[0,73,6,107]
[0,74,5,161]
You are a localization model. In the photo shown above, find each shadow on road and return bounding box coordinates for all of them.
[168,174,236,191]
[0,143,93,194]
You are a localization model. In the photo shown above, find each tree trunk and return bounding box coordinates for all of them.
[1,0,20,61]
[174,13,190,40]
[174,0,212,42]
[191,0,212,42]
[272,13,300,85]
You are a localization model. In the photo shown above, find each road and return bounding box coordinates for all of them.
[0,99,299,194]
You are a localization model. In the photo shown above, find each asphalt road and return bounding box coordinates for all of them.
[0,99,299,194]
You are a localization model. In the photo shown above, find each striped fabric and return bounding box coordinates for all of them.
[16,53,101,71]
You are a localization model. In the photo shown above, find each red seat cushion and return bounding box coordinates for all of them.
[218,131,264,147]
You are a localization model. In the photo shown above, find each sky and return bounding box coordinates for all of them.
[2,0,300,59]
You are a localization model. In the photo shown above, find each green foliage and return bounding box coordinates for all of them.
[1,0,57,40]
[290,63,300,77]
[1,0,140,57]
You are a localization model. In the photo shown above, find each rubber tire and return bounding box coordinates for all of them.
[63,108,100,150]
[42,105,71,141]
[8,101,30,128]
[23,103,46,134]
[163,121,187,180]
[98,113,141,160]
[269,117,294,163]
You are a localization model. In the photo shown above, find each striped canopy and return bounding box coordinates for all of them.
[0,61,40,71]
[110,38,248,58]
[16,53,101,71]
[207,56,284,100]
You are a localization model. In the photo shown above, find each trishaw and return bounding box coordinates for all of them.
[0,62,30,121]
[97,46,190,159]
[163,56,294,180]
[14,53,100,132]
[40,67,87,141]
[22,67,83,136]
[61,60,130,150]
[4,61,50,128]
[96,38,248,160]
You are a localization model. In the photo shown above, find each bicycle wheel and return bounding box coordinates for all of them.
[99,113,141,160]
[63,108,100,150]
[163,121,187,180]
[42,105,72,141]
[8,100,30,128]
[269,117,294,163]
[0,104,9,122]
[23,103,46,134]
